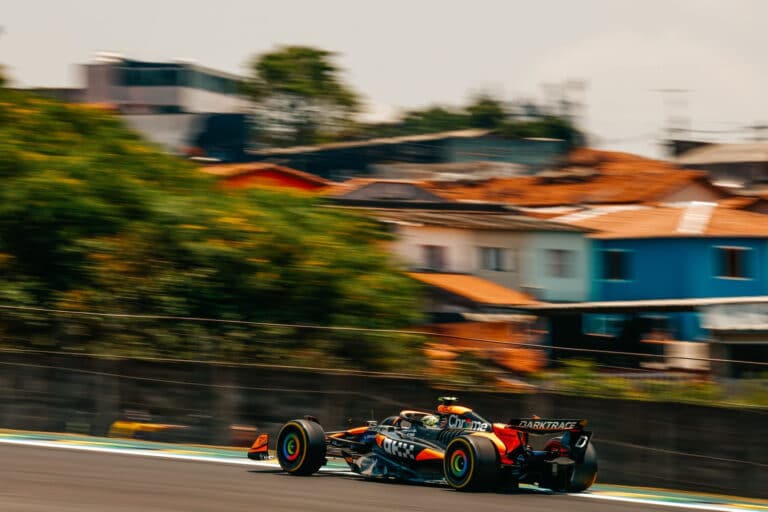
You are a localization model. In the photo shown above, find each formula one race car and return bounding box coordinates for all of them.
[248,397,597,492]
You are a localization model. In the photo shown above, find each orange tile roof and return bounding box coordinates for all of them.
[407,272,538,306]
[326,148,727,207]
[427,149,715,207]
[200,162,330,186]
[718,197,760,209]
[706,207,768,236]
[560,204,768,239]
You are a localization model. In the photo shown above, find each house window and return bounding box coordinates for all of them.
[584,314,625,336]
[716,247,750,278]
[422,245,446,271]
[642,315,672,341]
[479,247,505,271]
[602,250,630,280]
[546,249,575,278]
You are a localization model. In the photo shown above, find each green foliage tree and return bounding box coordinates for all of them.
[466,94,506,129]
[0,89,423,370]
[399,106,470,134]
[499,116,584,147]
[244,46,361,146]
[357,93,583,147]
[240,46,581,148]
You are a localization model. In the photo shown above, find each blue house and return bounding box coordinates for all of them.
[562,203,768,342]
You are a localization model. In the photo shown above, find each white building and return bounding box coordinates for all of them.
[374,210,592,302]
[82,54,249,115]
[30,54,251,157]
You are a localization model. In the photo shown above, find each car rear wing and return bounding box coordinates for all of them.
[507,418,587,434]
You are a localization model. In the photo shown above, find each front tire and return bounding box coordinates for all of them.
[276,419,326,475]
[443,435,499,491]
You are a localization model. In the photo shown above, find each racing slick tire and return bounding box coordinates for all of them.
[541,436,598,492]
[443,435,499,491]
[276,419,327,476]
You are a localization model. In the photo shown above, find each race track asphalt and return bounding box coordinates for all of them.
[0,443,683,512]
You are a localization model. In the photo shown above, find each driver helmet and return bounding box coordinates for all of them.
[422,414,439,427]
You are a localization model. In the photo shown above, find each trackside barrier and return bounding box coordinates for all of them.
[0,351,765,498]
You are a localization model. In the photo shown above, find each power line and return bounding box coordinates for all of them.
[597,439,768,468]
[0,359,366,395]
[0,346,426,379]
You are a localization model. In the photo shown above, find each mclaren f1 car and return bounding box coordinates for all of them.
[248,397,597,492]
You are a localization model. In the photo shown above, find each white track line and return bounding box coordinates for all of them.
[0,437,356,473]
[0,438,759,511]
[0,438,259,466]
[572,491,757,512]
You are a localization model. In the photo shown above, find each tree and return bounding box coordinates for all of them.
[357,93,583,147]
[466,94,506,129]
[499,116,585,147]
[0,88,423,370]
[399,106,469,134]
[244,46,361,146]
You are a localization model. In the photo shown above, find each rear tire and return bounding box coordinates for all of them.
[276,419,326,475]
[541,436,598,492]
[443,435,498,491]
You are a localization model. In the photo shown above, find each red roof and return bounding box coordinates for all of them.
[327,149,723,207]
[428,149,716,207]
[201,163,330,191]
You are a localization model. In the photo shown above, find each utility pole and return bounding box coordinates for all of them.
[655,88,691,157]
[655,88,691,140]
[540,79,588,125]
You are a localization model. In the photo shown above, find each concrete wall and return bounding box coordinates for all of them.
[0,354,763,498]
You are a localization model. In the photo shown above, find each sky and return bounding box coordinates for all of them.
[3,0,767,157]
